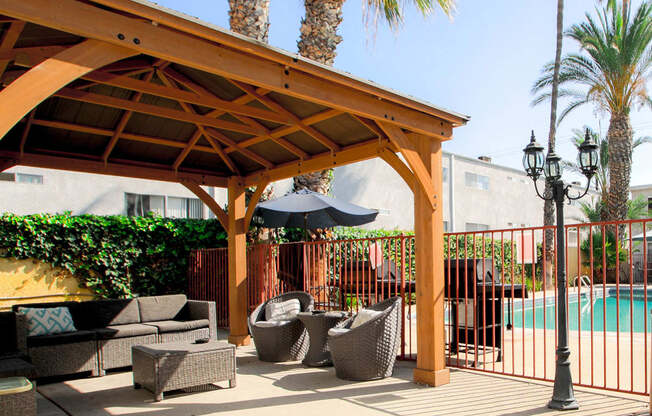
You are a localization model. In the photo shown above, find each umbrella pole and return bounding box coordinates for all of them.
[303,213,308,242]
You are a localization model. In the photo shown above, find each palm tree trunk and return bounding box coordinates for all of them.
[228,0,270,43]
[294,0,344,194]
[543,0,564,290]
[605,112,633,223]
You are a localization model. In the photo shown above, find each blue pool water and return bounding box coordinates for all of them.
[511,292,652,333]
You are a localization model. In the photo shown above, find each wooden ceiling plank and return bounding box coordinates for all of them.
[53,87,261,136]
[230,80,341,152]
[244,138,390,186]
[0,150,228,187]
[157,69,241,175]
[0,21,25,76]
[101,69,154,163]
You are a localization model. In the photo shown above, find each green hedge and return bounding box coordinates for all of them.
[0,213,227,299]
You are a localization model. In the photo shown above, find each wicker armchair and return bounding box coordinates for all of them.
[248,291,314,362]
[328,296,402,381]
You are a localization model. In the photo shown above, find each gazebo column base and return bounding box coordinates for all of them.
[413,368,450,387]
[227,334,251,347]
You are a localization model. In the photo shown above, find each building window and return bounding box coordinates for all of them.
[0,172,43,184]
[126,193,202,219]
[443,167,449,183]
[374,208,391,216]
[464,172,489,190]
[465,222,489,232]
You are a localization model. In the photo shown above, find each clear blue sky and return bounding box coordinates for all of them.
[155,0,651,186]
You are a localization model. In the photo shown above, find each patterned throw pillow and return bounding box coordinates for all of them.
[265,299,301,322]
[18,307,77,337]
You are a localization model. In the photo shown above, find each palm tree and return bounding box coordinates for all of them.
[532,2,652,222]
[293,0,456,193]
[228,0,270,43]
[563,126,650,214]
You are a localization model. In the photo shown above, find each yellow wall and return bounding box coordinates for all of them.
[567,246,591,284]
[0,257,94,311]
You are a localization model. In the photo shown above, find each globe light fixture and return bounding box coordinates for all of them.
[523,130,599,411]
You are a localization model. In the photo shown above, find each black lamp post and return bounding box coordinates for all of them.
[522,129,598,411]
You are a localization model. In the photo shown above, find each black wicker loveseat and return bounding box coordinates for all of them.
[12,294,216,378]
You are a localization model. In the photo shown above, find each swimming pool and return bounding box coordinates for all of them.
[510,289,652,333]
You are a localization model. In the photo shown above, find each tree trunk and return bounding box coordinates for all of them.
[605,112,633,223]
[293,0,344,195]
[543,0,564,290]
[228,0,270,43]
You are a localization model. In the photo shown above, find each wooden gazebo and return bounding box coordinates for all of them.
[0,0,469,386]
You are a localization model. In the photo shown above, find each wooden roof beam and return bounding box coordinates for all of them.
[0,21,25,76]
[163,68,308,160]
[156,69,241,175]
[53,87,262,136]
[231,80,341,152]
[244,138,390,186]
[0,0,456,139]
[204,126,273,169]
[0,150,228,187]
[101,69,154,163]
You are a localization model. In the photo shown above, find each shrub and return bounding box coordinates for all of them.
[0,213,227,299]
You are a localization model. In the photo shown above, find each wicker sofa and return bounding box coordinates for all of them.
[12,294,216,378]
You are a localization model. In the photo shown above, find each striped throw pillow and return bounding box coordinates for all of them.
[19,306,77,337]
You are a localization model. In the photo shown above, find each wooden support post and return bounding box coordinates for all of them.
[227,176,250,346]
[412,135,449,387]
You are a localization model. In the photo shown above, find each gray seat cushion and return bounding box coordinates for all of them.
[78,299,141,328]
[143,319,209,333]
[137,295,187,322]
[27,330,96,348]
[94,323,158,340]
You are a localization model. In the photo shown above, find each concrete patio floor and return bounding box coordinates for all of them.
[34,333,650,416]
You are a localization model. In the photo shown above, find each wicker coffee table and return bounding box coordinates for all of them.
[297,311,347,366]
[132,341,236,401]
[0,376,35,416]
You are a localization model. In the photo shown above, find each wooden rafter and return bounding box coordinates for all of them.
[231,80,341,152]
[54,87,262,136]
[156,69,240,174]
[204,126,273,169]
[162,67,308,160]
[156,69,245,174]
[19,109,35,157]
[101,69,154,163]
[0,21,25,76]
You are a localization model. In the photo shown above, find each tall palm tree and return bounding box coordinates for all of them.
[228,0,270,42]
[532,2,652,222]
[293,0,456,193]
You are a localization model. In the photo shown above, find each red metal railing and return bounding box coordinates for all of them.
[187,218,651,395]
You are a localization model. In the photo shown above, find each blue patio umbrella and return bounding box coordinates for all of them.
[253,189,378,237]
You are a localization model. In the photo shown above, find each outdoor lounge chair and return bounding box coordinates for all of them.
[327,296,401,381]
[248,291,314,362]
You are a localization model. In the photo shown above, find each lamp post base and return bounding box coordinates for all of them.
[548,398,579,411]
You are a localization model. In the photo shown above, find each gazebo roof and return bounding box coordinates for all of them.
[0,0,467,188]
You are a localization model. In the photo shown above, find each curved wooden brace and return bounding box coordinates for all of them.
[181,180,228,231]
[0,39,136,140]
[378,121,437,208]
[244,179,271,231]
[379,149,416,192]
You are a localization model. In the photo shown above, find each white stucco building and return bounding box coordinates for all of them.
[0,150,599,231]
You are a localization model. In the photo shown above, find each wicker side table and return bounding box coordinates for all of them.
[0,376,35,416]
[132,341,236,401]
[297,311,347,367]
